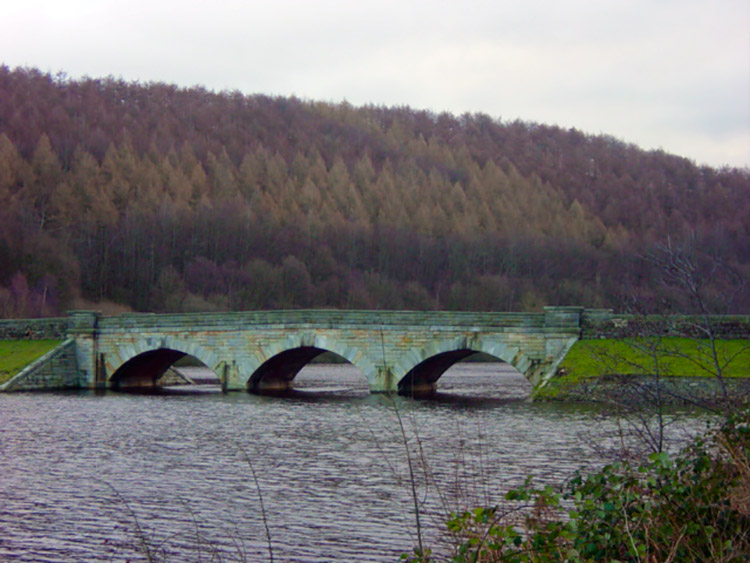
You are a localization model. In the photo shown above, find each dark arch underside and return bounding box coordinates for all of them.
[248,346,329,393]
[399,349,484,395]
[111,349,187,388]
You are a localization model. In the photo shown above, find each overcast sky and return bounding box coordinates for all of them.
[3,0,749,168]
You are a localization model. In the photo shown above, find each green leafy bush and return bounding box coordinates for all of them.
[440,411,750,562]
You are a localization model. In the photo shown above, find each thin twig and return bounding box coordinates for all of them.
[235,442,274,563]
[390,395,426,559]
[99,480,157,562]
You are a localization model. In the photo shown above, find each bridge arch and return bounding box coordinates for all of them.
[107,337,222,388]
[395,336,533,395]
[244,332,377,393]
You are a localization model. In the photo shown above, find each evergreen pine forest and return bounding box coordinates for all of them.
[1,66,748,317]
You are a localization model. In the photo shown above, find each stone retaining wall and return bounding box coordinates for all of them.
[0,339,80,391]
[0,318,68,340]
[545,374,750,405]
[581,310,750,340]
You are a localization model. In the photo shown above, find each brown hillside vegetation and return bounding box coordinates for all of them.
[0,66,748,316]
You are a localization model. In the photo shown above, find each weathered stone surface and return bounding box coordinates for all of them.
[581,310,750,339]
[0,339,79,391]
[157,367,196,386]
[0,318,67,340]
[72,307,582,394]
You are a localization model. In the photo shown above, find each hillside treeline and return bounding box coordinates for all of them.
[0,66,748,317]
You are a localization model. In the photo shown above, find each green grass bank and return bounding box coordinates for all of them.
[538,337,750,400]
[0,340,62,384]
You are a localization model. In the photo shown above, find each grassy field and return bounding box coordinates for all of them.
[562,337,750,377]
[0,340,61,384]
[536,337,750,399]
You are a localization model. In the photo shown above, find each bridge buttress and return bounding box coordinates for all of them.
[67,311,104,389]
[527,306,584,393]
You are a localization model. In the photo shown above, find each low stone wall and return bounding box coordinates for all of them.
[0,317,68,340]
[157,367,196,386]
[0,339,80,392]
[581,310,750,340]
[542,374,750,405]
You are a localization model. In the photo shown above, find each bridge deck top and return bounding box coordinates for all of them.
[95,310,552,331]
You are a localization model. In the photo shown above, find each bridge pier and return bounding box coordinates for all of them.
[219,362,243,392]
[369,366,397,394]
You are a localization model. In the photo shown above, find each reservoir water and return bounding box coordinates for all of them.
[0,363,703,561]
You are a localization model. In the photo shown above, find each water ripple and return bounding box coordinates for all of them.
[0,364,702,561]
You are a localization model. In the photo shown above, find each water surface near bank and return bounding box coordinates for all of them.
[0,363,706,561]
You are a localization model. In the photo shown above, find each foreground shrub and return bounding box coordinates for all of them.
[438,411,750,562]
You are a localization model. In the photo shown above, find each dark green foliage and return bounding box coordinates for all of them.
[441,411,750,562]
[0,66,748,316]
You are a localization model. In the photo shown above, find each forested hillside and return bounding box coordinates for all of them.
[1,66,748,317]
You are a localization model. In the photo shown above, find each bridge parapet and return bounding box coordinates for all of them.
[94,310,554,331]
[544,306,584,331]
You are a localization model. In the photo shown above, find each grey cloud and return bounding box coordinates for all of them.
[1,0,747,167]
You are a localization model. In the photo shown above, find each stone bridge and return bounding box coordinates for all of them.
[67,307,585,394]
